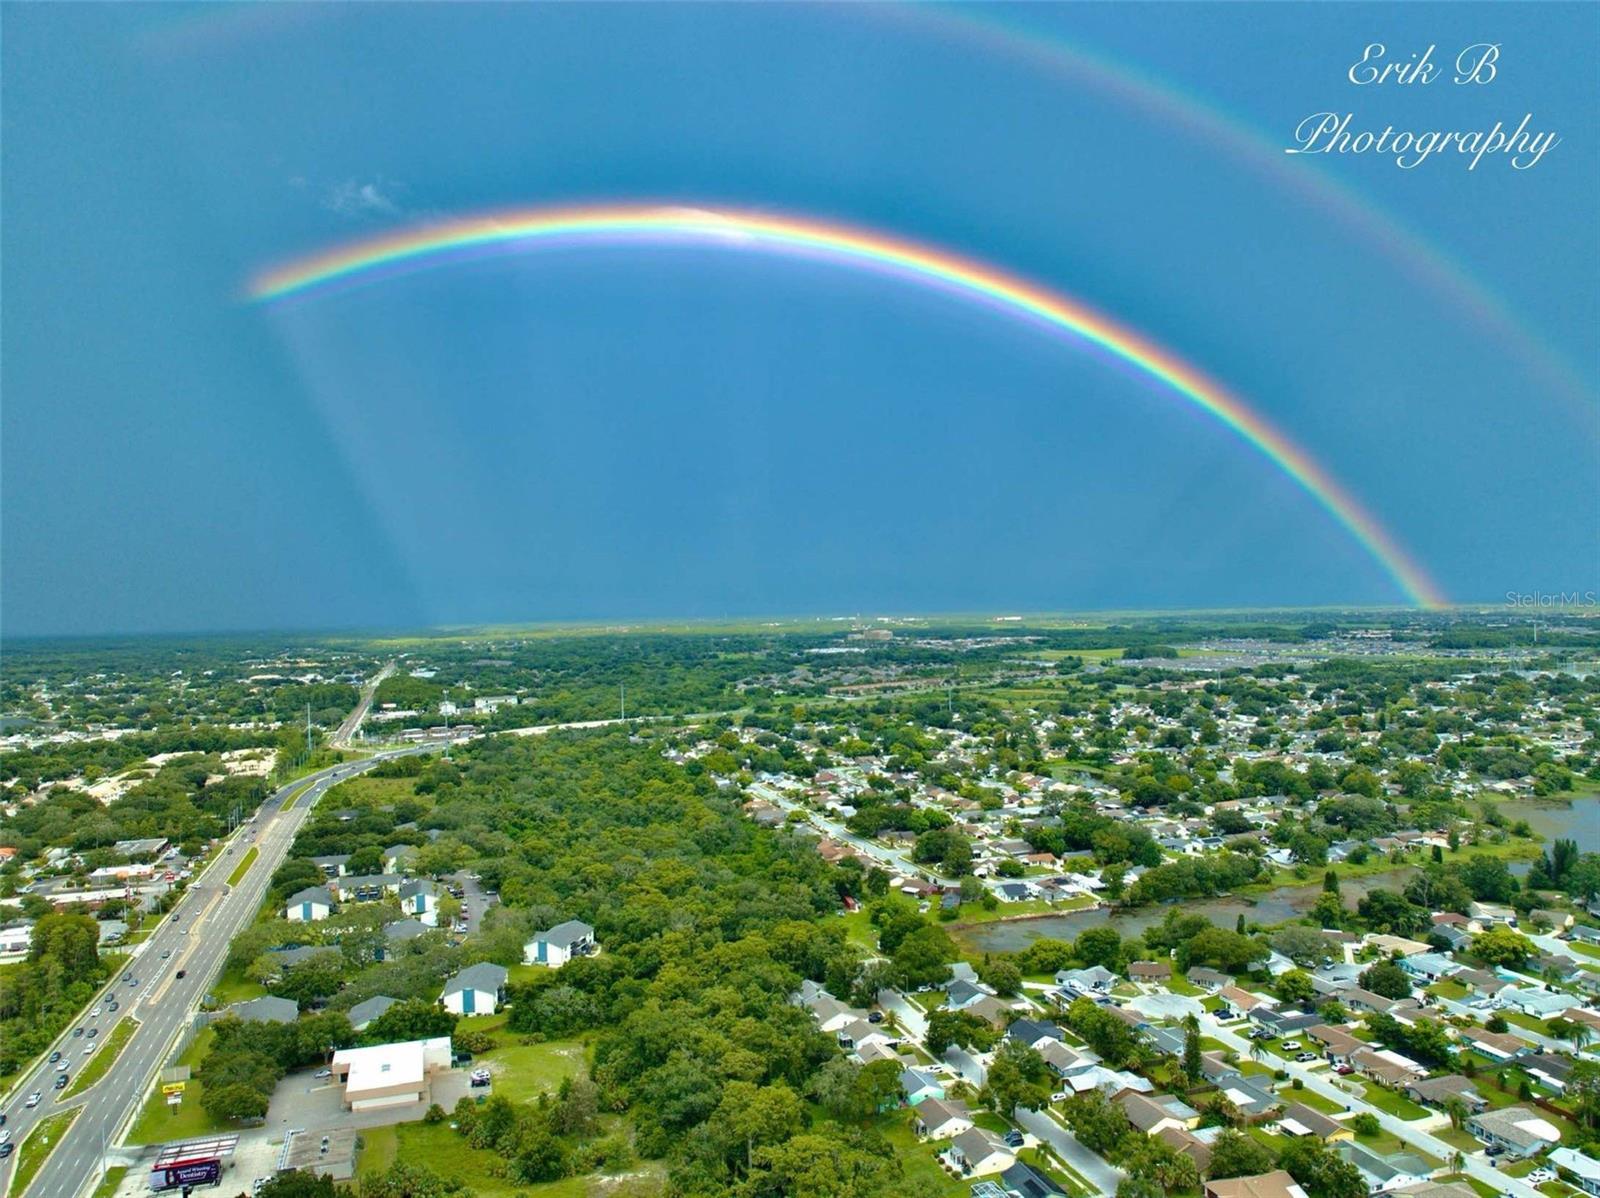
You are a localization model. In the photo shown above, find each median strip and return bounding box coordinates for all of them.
[62,1016,137,1100]
[11,1107,80,1197]
[226,846,259,886]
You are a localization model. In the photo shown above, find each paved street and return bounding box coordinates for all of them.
[331,661,396,747]
[0,748,434,1198]
[1014,1106,1125,1194]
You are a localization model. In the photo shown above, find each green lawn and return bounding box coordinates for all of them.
[1427,980,1469,1001]
[873,1110,969,1197]
[480,1039,586,1105]
[356,1121,595,1198]
[63,1016,136,1100]
[206,965,266,1008]
[1166,974,1203,997]
[1356,1128,1442,1168]
[12,1108,80,1198]
[1282,1086,1343,1115]
[127,1027,219,1145]
[227,846,259,885]
[90,1166,128,1198]
[1357,1082,1429,1120]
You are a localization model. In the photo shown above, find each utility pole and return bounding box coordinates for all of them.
[305,703,314,756]
[620,683,626,721]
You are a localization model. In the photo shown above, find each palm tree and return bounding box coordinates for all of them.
[1443,1095,1467,1131]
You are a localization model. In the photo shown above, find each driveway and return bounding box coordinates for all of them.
[878,989,928,1042]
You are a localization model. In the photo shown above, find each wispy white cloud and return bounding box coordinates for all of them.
[322,177,403,218]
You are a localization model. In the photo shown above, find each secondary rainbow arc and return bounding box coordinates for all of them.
[249,203,1447,608]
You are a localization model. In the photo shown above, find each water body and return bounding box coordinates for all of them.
[1497,796,1600,855]
[961,867,1419,953]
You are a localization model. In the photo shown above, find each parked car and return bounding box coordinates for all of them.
[1002,1130,1025,1148]
[1334,1064,1354,1075]
[469,1068,492,1088]
[315,1068,332,1079]
[1280,1040,1303,1052]
[1526,1169,1554,1185]
[867,1011,884,1024]
[1295,1052,1318,1063]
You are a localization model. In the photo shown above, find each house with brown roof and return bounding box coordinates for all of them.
[1118,1092,1200,1135]
[1404,1074,1487,1114]
[1352,1048,1425,1087]
[1129,960,1171,981]
[1157,1126,1213,1173]
[1307,1024,1364,1065]
[1457,1026,1530,1062]
[1204,1171,1309,1198]
[1277,1102,1351,1142]
[1218,985,1271,1013]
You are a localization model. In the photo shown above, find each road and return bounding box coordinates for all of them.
[1014,1106,1125,1194]
[1197,1014,1545,1198]
[331,661,396,747]
[1,749,434,1198]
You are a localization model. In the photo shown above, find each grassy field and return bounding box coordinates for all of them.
[226,847,259,885]
[63,1016,137,1100]
[1357,1081,1429,1120]
[90,1166,128,1198]
[206,964,266,1008]
[356,1121,597,1197]
[127,1027,217,1145]
[481,1039,586,1105]
[12,1107,80,1197]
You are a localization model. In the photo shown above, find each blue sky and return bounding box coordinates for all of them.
[3,2,1595,635]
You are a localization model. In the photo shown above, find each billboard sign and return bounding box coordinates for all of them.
[153,1160,220,1189]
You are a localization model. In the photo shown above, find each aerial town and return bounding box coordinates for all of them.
[0,612,1597,1198]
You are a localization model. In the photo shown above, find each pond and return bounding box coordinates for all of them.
[1496,795,1600,856]
[959,867,1420,954]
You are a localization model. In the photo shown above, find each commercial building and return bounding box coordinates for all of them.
[330,1036,453,1112]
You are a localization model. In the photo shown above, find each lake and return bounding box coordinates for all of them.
[1497,795,1600,855]
[959,867,1420,954]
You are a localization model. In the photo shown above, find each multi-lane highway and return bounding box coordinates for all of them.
[0,748,434,1198]
[331,661,396,748]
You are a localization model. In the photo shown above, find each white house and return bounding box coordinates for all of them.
[948,1128,1015,1177]
[440,962,507,1015]
[331,1036,452,1111]
[523,920,596,968]
[398,880,441,927]
[915,1097,974,1141]
[285,885,333,922]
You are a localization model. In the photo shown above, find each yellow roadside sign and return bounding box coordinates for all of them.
[162,1082,186,1095]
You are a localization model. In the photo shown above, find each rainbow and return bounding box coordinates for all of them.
[250,203,1447,608]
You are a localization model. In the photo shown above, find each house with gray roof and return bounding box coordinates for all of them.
[347,995,398,1031]
[440,962,508,1015]
[228,995,299,1024]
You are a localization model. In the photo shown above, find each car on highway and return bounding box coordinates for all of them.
[87,1028,98,1039]
[126,976,138,986]
[73,1026,85,1038]
[49,1051,61,1063]
[24,1092,41,1108]
[0,1141,12,1159]
[176,969,187,979]
[56,1060,69,1072]
[161,949,172,959]
[90,1006,101,1017]
[54,1073,69,1089]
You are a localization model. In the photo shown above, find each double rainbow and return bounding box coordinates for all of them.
[249,203,1446,608]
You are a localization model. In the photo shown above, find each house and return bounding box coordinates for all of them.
[396,879,441,926]
[331,874,404,902]
[1468,902,1518,927]
[1501,987,1576,1019]
[1523,1052,1575,1094]
[1056,966,1117,996]
[1398,952,1458,982]
[1007,1019,1065,1049]
[947,1128,1015,1177]
[1404,1075,1487,1114]
[440,962,507,1015]
[330,1036,452,1111]
[1277,1102,1350,1142]
[310,854,350,877]
[1249,1008,1320,1037]
[835,1018,890,1052]
[1392,1185,1482,1198]
[1530,909,1573,932]
[285,886,333,923]
[1333,1141,1433,1192]
[1129,960,1171,982]
[1549,1146,1600,1197]
[854,1040,900,1066]
[1217,985,1270,1014]
[1467,1105,1562,1158]
[914,1096,973,1140]
[228,995,299,1024]
[1351,1048,1425,1087]
[347,995,398,1031]
[1210,1072,1282,1121]
[1452,968,1507,998]
[946,978,988,1009]
[1307,1024,1364,1066]
[1204,1171,1309,1198]
[1457,1026,1528,1062]
[523,920,597,968]
[1156,1126,1214,1173]
[383,918,431,948]
[966,995,1015,1028]
[1342,987,1398,1015]
[1187,967,1229,991]
[1119,1091,1199,1135]
[900,1067,945,1105]
[999,1161,1069,1198]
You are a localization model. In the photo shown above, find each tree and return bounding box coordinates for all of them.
[357,1162,464,1198]
[741,1133,901,1198]
[926,1008,999,1056]
[983,1039,1050,1117]
[979,958,1023,997]
[362,998,457,1045]
[203,1081,270,1123]
[1061,1090,1131,1154]
[1358,960,1413,1000]
[1272,926,1333,968]
[1207,1128,1275,1180]
[1471,926,1536,968]
[890,925,956,991]
[1181,1017,1202,1085]
[1276,970,1315,1006]
[258,1174,337,1198]
[1351,1113,1380,1136]
[1075,926,1125,971]
[712,1081,804,1172]
[1278,1135,1368,1198]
